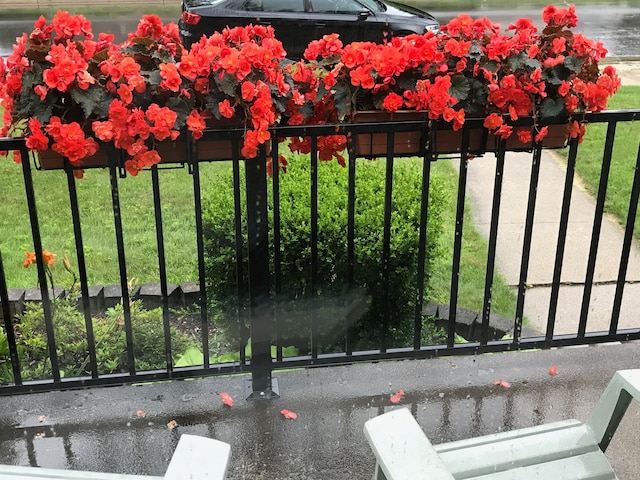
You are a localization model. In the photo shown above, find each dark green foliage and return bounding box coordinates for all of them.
[201,154,446,353]
[541,97,566,117]
[104,301,194,372]
[0,329,19,383]
[12,297,196,380]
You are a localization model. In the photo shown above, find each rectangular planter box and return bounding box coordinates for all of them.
[488,124,568,151]
[352,111,428,157]
[351,111,488,157]
[37,137,247,170]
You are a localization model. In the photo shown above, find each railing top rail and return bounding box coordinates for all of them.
[2,109,639,149]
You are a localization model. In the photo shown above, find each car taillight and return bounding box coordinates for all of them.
[181,12,201,25]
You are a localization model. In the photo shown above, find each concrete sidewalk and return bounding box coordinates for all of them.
[463,62,640,336]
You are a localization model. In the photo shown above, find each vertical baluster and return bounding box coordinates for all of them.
[546,137,580,342]
[310,136,319,359]
[578,122,616,337]
[108,148,135,375]
[609,141,640,334]
[151,166,172,373]
[480,140,506,345]
[514,143,543,344]
[346,152,356,355]
[380,131,395,352]
[65,164,98,378]
[271,138,283,362]
[191,152,210,368]
[245,146,277,398]
[22,148,60,382]
[447,124,471,348]
[413,151,434,350]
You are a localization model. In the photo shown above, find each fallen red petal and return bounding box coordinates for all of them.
[493,380,511,388]
[549,365,558,376]
[281,409,297,420]
[390,390,405,404]
[220,392,234,407]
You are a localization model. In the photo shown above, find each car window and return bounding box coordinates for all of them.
[309,0,364,13]
[245,0,304,11]
[354,0,382,11]
[184,0,227,7]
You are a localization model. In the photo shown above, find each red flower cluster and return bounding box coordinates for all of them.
[0,11,109,167]
[0,12,201,176]
[182,24,291,158]
[292,4,620,160]
[0,5,621,176]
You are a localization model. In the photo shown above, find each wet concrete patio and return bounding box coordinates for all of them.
[1,341,639,479]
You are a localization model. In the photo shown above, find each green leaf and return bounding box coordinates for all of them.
[147,69,161,89]
[449,75,470,101]
[174,346,204,367]
[203,95,220,119]
[212,351,241,363]
[564,56,583,73]
[216,72,239,98]
[454,333,468,344]
[281,345,299,357]
[542,64,572,85]
[333,85,352,119]
[15,91,53,121]
[70,85,112,119]
[396,72,418,92]
[166,96,193,129]
[0,331,8,356]
[20,67,42,92]
[540,97,565,117]
[298,102,314,119]
[479,59,499,73]
[272,94,289,115]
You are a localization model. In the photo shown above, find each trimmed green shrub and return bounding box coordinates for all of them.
[104,300,195,372]
[202,154,446,352]
[14,297,197,379]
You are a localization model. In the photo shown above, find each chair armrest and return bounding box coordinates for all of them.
[164,434,231,480]
[364,408,455,480]
[586,369,640,451]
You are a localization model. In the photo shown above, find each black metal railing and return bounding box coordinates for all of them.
[1,110,639,397]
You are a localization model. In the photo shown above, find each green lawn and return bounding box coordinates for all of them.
[558,86,640,241]
[0,158,223,289]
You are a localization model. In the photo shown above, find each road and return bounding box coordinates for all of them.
[434,6,640,58]
[1,5,640,57]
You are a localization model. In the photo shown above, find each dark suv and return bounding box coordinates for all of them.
[179,0,440,59]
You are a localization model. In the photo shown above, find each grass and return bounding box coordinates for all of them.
[556,86,640,241]
[0,159,224,288]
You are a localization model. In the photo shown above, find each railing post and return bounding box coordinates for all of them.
[244,150,279,399]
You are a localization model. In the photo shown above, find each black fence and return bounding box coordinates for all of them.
[1,110,640,397]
